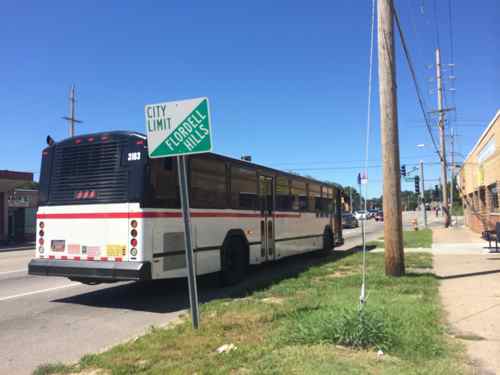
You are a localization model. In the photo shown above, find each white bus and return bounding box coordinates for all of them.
[29,131,344,285]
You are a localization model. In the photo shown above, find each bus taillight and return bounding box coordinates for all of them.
[38,222,45,254]
[130,220,138,257]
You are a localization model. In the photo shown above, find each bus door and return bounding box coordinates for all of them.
[259,175,275,261]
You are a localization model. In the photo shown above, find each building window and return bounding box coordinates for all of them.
[190,156,227,209]
[479,188,486,210]
[488,183,499,211]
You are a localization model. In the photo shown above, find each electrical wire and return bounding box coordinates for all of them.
[392,5,443,163]
[359,0,376,310]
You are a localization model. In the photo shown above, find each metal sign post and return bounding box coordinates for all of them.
[177,155,200,329]
[145,97,212,329]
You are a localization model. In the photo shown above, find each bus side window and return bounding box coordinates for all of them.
[291,180,307,212]
[276,176,291,211]
[190,156,227,209]
[146,158,180,208]
[308,183,321,215]
[327,187,334,217]
[231,166,258,210]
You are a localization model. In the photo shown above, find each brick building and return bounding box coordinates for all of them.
[8,188,39,241]
[0,170,34,243]
[458,110,500,233]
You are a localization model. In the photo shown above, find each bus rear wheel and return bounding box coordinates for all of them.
[221,236,248,286]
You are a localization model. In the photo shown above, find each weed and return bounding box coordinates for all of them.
[32,363,67,375]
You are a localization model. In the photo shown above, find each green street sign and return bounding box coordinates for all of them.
[145,97,212,158]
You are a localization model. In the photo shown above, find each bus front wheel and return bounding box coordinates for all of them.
[221,236,248,286]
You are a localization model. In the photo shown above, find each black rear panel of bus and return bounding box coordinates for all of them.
[39,132,146,205]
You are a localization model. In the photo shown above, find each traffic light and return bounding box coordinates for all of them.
[400,165,406,177]
[414,176,420,194]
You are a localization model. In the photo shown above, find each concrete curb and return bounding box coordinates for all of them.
[0,246,34,253]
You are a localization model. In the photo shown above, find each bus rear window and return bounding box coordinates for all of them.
[43,139,129,205]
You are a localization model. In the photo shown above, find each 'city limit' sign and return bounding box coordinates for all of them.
[145,97,212,158]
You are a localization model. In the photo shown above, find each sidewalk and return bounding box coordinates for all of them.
[433,225,500,374]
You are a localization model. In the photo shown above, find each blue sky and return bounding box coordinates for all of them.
[1,0,498,197]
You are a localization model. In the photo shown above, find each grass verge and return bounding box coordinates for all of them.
[370,229,433,250]
[404,229,433,248]
[36,251,468,375]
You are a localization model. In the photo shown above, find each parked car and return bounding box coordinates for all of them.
[342,213,359,228]
[354,210,367,220]
[375,211,384,221]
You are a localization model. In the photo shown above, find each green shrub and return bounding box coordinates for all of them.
[334,307,392,350]
[280,306,392,351]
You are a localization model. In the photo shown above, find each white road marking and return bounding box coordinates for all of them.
[0,269,26,275]
[0,283,81,302]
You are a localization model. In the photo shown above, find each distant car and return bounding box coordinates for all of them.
[354,211,368,220]
[342,213,359,228]
[375,211,384,221]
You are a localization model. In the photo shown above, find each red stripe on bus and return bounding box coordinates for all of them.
[100,257,108,261]
[37,213,130,219]
[49,255,55,259]
[74,256,80,260]
[35,211,292,219]
[87,256,94,261]
[61,255,68,260]
[273,213,302,218]
[115,257,123,262]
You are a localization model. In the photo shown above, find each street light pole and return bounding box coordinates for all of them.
[420,160,427,228]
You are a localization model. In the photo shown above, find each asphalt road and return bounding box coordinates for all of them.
[0,220,384,375]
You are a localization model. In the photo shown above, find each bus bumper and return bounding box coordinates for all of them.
[28,259,151,282]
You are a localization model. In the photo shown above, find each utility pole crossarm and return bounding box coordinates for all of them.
[62,85,83,137]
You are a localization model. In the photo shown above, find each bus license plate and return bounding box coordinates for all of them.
[51,240,65,252]
[106,244,126,257]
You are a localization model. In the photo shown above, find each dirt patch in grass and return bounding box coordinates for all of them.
[261,297,285,305]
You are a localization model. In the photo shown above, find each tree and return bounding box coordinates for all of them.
[342,186,365,212]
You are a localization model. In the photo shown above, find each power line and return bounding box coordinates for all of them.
[269,154,438,166]
[392,5,443,162]
[286,161,441,172]
[447,0,455,66]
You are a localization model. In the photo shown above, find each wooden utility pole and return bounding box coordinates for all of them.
[62,85,83,137]
[435,49,451,227]
[377,0,405,276]
[450,127,455,226]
